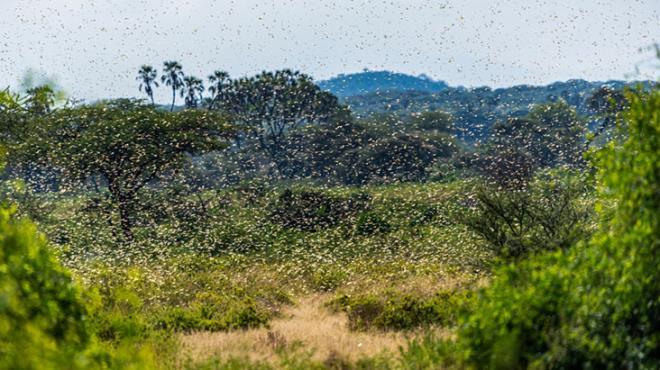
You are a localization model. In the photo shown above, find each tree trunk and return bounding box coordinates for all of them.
[171,88,176,112]
[108,180,135,243]
[117,199,134,242]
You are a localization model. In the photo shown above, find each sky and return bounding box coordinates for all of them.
[0,0,658,102]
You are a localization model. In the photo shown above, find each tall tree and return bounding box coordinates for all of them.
[182,76,204,109]
[207,70,231,110]
[161,61,185,111]
[136,65,159,105]
[221,69,341,177]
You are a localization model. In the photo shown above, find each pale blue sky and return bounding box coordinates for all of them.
[1,0,658,102]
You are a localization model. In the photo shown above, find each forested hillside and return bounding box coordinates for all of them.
[318,70,449,97]
[324,73,650,140]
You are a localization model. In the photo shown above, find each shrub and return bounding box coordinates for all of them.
[310,265,348,292]
[268,189,370,231]
[155,293,269,332]
[0,207,91,368]
[354,211,391,236]
[460,169,593,258]
[331,289,474,331]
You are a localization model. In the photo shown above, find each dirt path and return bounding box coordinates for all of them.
[179,294,412,365]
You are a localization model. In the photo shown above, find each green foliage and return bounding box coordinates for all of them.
[268,189,370,231]
[409,110,454,133]
[309,265,348,292]
[18,99,233,239]
[454,89,660,368]
[480,100,586,186]
[0,208,90,368]
[330,289,474,331]
[460,169,594,258]
[354,211,391,236]
[155,294,269,332]
[400,335,463,370]
[339,133,451,185]
[217,69,342,177]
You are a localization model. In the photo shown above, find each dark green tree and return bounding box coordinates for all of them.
[586,86,628,144]
[220,69,341,177]
[25,85,56,115]
[409,110,454,133]
[483,100,585,186]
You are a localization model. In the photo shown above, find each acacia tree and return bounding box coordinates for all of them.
[219,69,341,176]
[136,65,159,105]
[20,99,233,240]
[161,61,185,111]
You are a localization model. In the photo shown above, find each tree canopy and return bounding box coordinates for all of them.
[16,99,233,239]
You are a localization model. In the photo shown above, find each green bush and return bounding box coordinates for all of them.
[310,265,348,292]
[268,189,370,231]
[331,289,474,331]
[155,293,269,332]
[453,89,660,369]
[0,207,91,368]
[354,211,391,236]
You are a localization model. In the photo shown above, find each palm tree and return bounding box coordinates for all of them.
[207,70,231,110]
[161,61,185,111]
[136,65,159,105]
[182,76,204,109]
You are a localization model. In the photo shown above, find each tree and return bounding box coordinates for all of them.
[182,76,204,109]
[219,69,341,176]
[25,85,56,115]
[161,61,185,111]
[0,88,28,145]
[136,65,159,105]
[524,100,585,166]
[409,110,454,133]
[20,99,233,240]
[586,86,628,144]
[482,100,586,186]
[338,133,441,184]
[207,70,231,110]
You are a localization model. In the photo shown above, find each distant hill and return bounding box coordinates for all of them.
[319,70,449,97]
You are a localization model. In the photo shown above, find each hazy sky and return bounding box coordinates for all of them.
[1,0,658,102]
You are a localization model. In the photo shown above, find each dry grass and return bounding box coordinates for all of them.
[178,294,438,366]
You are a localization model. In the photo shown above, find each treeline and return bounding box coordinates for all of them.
[342,78,650,141]
[133,61,628,187]
[0,61,630,242]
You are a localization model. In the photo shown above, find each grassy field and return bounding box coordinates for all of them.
[23,180,491,368]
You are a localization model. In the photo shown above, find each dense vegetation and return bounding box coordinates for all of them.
[0,58,657,369]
